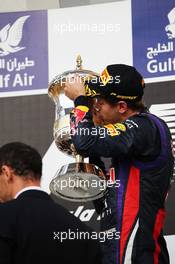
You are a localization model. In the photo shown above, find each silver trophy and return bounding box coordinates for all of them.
[48,56,107,202]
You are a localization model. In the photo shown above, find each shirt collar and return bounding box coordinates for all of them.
[14,186,45,199]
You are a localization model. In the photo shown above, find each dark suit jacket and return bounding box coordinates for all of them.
[0,190,101,264]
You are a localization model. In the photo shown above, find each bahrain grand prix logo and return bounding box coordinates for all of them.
[165,7,175,39]
[0,15,30,56]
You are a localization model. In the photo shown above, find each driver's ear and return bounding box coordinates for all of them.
[117,101,128,114]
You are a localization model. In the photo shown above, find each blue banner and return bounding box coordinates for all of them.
[132,0,175,78]
[0,10,48,92]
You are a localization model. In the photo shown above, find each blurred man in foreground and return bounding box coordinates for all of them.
[0,142,101,264]
[64,64,174,264]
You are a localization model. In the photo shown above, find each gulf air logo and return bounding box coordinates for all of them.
[0,16,30,57]
[149,103,175,177]
[165,7,175,39]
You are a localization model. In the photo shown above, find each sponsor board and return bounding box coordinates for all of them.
[0,11,48,95]
[132,0,175,80]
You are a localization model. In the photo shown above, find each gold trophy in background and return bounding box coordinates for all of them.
[48,56,107,202]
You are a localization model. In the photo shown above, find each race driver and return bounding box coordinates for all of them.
[64,64,174,264]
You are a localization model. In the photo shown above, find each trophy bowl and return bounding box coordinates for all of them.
[48,56,107,202]
[49,163,107,202]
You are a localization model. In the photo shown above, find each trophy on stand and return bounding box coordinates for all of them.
[48,56,107,202]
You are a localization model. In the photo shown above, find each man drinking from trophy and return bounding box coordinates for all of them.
[64,64,174,264]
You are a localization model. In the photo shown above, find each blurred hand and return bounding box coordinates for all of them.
[64,75,85,101]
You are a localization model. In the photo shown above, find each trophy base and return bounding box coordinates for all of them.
[49,162,107,202]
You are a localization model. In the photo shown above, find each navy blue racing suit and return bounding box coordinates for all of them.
[70,95,174,264]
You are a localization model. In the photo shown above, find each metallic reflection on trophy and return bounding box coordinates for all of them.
[48,56,107,202]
